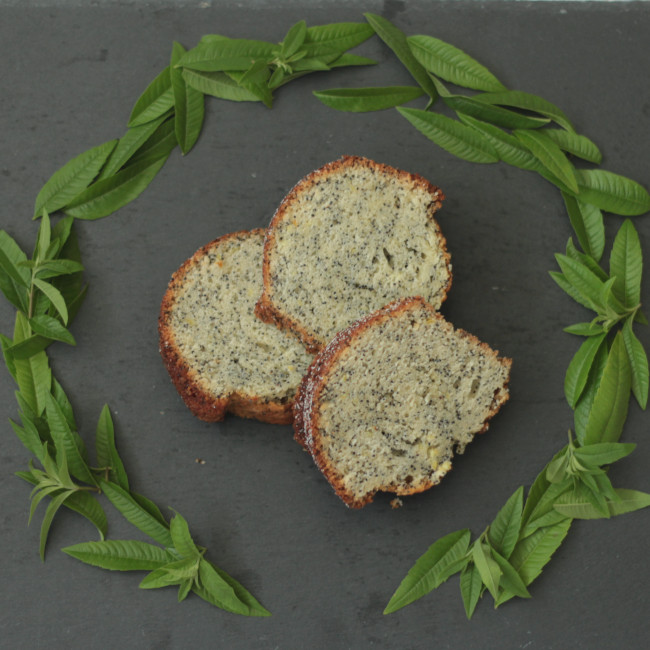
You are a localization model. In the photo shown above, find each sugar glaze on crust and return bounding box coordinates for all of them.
[255,156,451,353]
[293,297,512,508]
[159,229,307,425]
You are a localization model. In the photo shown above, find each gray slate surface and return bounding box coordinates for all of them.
[1,2,649,648]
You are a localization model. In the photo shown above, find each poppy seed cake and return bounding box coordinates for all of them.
[293,297,511,508]
[256,156,452,352]
[159,229,314,424]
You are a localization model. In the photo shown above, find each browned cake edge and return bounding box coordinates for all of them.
[159,229,295,425]
[293,297,512,508]
[255,155,450,354]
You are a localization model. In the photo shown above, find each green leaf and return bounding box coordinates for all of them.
[363,14,438,99]
[33,140,118,218]
[509,518,572,586]
[49,215,74,254]
[51,377,75,430]
[30,485,64,524]
[514,130,578,194]
[182,69,260,102]
[490,549,531,599]
[313,86,424,112]
[280,20,307,58]
[227,71,273,108]
[49,228,86,326]
[131,492,168,528]
[127,117,178,166]
[46,393,95,486]
[407,34,506,92]
[472,542,501,601]
[95,404,129,490]
[574,339,609,444]
[292,57,332,73]
[609,219,643,310]
[4,335,51,359]
[458,115,539,171]
[0,333,17,380]
[562,193,605,262]
[543,129,602,164]
[40,489,75,560]
[128,67,175,127]
[12,314,52,416]
[63,539,174,571]
[487,486,524,559]
[35,211,52,262]
[519,457,557,532]
[445,95,549,130]
[170,511,200,559]
[572,442,636,468]
[0,231,30,312]
[62,490,107,540]
[328,53,377,69]
[622,318,649,409]
[546,455,570,486]
[194,559,270,617]
[170,42,205,155]
[178,579,193,602]
[565,232,608,285]
[474,90,574,131]
[304,22,375,55]
[460,562,483,619]
[36,259,85,280]
[383,529,471,614]
[139,566,182,590]
[575,169,650,216]
[32,277,68,324]
[554,253,607,313]
[554,488,650,519]
[9,418,45,461]
[576,474,611,517]
[140,557,199,587]
[583,332,631,445]
[267,66,286,90]
[176,39,275,72]
[239,59,272,85]
[398,107,498,164]
[97,116,168,181]
[564,334,607,409]
[100,480,173,547]
[564,322,605,337]
[29,314,75,346]
[64,153,169,220]
[521,478,572,538]
[591,470,619,503]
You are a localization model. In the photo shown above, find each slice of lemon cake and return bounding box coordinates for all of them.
[159,229,314,424]
[256,156,452,352]
[293,297,511,508]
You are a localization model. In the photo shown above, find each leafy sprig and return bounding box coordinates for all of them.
[317,14,649,618]
[30,21,375,222]
[1,211,269,615]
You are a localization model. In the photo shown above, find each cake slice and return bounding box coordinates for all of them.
[256,156,452,353]
[293,297,511,508]
[159,229,314,424]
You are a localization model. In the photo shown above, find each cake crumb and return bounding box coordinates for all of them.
[390,498,403,509]
[195,458,206,465]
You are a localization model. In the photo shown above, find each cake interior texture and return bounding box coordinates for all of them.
[163,230,314,405]
[266,158,451,346]
[308,301,510,506]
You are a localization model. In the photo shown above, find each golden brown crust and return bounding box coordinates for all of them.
[293,297,511,508]
[255,156,451,353]
[159,229,295,425]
